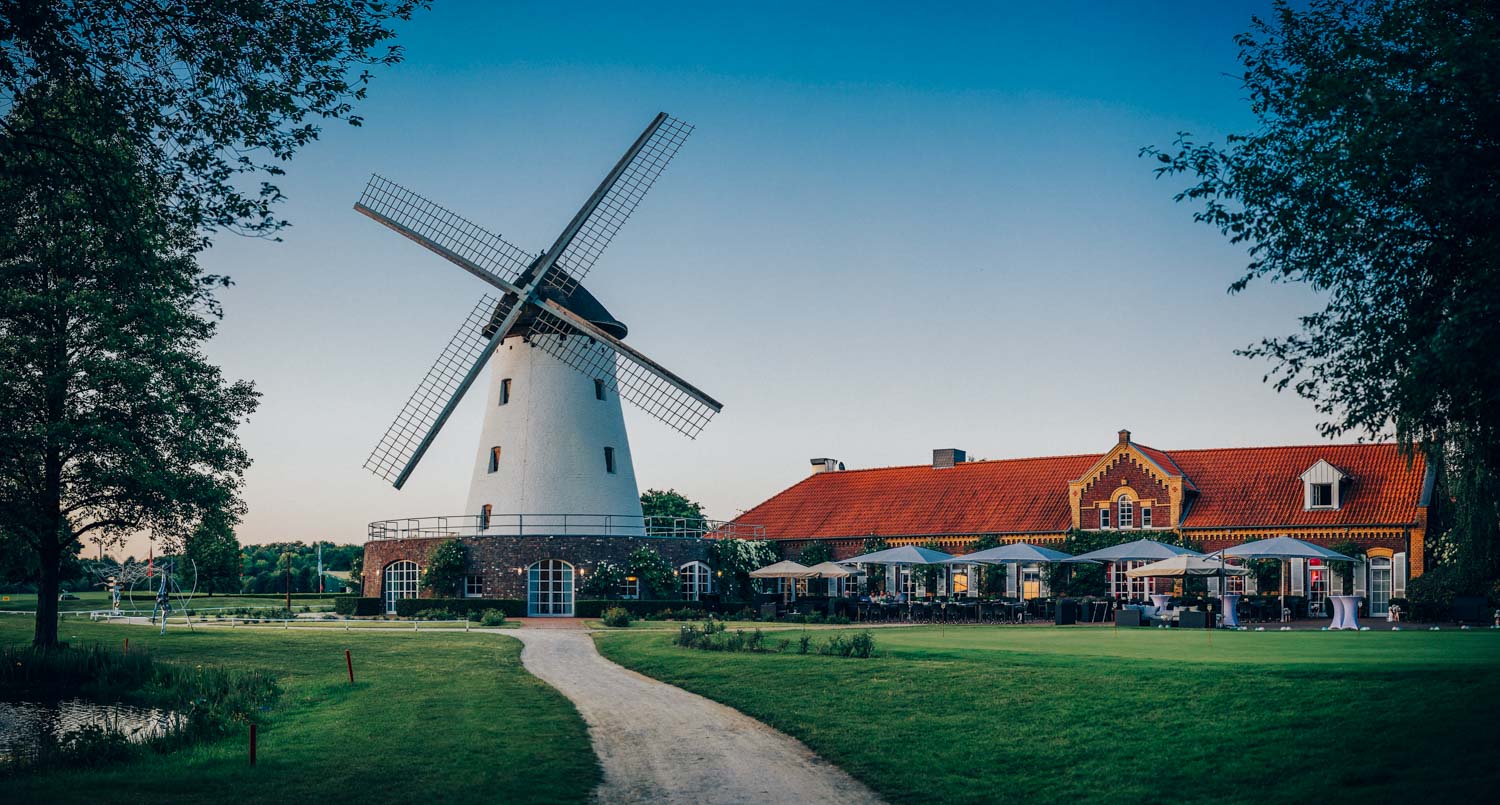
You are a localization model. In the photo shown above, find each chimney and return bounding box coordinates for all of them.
[1118,429,1131,445]
[810,457,844,474]
[932,448,966,469]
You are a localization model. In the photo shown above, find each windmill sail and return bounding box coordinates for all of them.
[355,175,537,293]
[364,295,522,487]
[545,115,694,295]
[531,301,721,439]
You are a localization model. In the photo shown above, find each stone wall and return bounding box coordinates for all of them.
[361,534,710,600]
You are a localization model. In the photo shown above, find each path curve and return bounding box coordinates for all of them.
[510,628,884,805]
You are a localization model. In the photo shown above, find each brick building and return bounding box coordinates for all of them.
[734,430,1433,613]
[361,523,717,616]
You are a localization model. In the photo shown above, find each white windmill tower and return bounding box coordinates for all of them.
[356,114,720,535]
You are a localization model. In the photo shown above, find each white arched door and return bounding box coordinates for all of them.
[383,560,420,614]
[527,560,575,616]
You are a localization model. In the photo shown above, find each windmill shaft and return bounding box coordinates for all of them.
[533,112,668,287]
[392,298,528,488]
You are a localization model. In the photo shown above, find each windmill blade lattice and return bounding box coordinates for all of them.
[547,116,694,295]
[365,295,517,485]
[356,175,537,291]
[528,304,720,438]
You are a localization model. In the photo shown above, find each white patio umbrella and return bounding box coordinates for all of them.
[806,561,855,597]
[748,560,815,601]
[839,545,953,598]
[1060,538,1203,600]
[1125,555,1251,578]
[943,543,1095,601]
[1220,536,1355,617]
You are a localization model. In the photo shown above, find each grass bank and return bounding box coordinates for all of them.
[2,618,596,804]
[596,625,1500,804]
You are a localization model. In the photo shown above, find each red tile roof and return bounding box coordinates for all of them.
[1168,444,1426,528]
[735,443,1427,540]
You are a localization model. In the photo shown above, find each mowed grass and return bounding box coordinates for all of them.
[0,590,344,613]
[596,625,1500,804]
[1,617,597,804]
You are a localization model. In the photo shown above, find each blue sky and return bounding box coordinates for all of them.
[124,0,1348,553]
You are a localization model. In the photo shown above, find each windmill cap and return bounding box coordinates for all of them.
[483,280,628,341]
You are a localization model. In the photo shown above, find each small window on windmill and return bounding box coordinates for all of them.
[499,378,511,406]
[488,446,501,473]
[480,504,492,530]
[594,378,606,401]
[604,446,616,474]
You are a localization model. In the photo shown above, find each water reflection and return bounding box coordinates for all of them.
[0,698,182,761]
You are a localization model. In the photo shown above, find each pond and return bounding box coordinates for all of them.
[0,698,183,762]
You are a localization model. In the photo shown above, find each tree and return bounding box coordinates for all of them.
[797,542,834,566]
[640,488,706,528]
[1146,0,1500,591]
[625,546,676,599]
[0,1,426,239]
[183,506,241,596]
[0,84,259,646]
[706,539,780,602]
[422,540,467,597]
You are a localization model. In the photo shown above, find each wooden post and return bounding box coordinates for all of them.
[249,723,258,765]
[345,649,354,684]
[123,637,129,654]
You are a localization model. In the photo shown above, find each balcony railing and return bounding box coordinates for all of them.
[366,513,765,542]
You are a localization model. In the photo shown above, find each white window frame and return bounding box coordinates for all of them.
[1310,483,1334,508]
[618,575,640,600]
[382,560,420,614]
[1118,497,1134,529]
[1368,556,1392,615]
[1099,507,1110,529]
[463,574,484,598]
[527,559,574,616]
[678,561,712,601]
[1141,506,1152,528]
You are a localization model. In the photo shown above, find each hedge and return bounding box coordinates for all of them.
[573,599,711,618]
[393,598,526,618]
[126,592,350,601]
[334,597,383,616]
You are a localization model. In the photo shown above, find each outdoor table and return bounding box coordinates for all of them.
[1221,594,1241,628]
[1150,594,1172,611]
[1330,595,1361,630]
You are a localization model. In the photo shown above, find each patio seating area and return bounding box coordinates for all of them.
[747,536,1386,631]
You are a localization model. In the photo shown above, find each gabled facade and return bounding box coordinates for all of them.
[730,430,1434,605]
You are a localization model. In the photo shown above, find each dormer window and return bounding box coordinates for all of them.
[1300,459,1347,510]
[1310,483,1333,508]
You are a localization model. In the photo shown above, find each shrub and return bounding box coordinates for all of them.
[478,608,507,627]
[1408,565,1463,622]
[674,624,876,658]
[334,597,382,616]
[601,607,634,628]
[412,608,458,620]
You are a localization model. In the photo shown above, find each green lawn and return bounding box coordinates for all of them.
[596,625,1500,804]
[0,590,344,613]
[1,617,597,804]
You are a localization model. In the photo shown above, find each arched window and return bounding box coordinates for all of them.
[678,561,712,601]
[1117,496,1134,529]
[527,560,575,616]
[382,560,420,614]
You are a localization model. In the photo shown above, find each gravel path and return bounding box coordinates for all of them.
[511,628,884,805]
